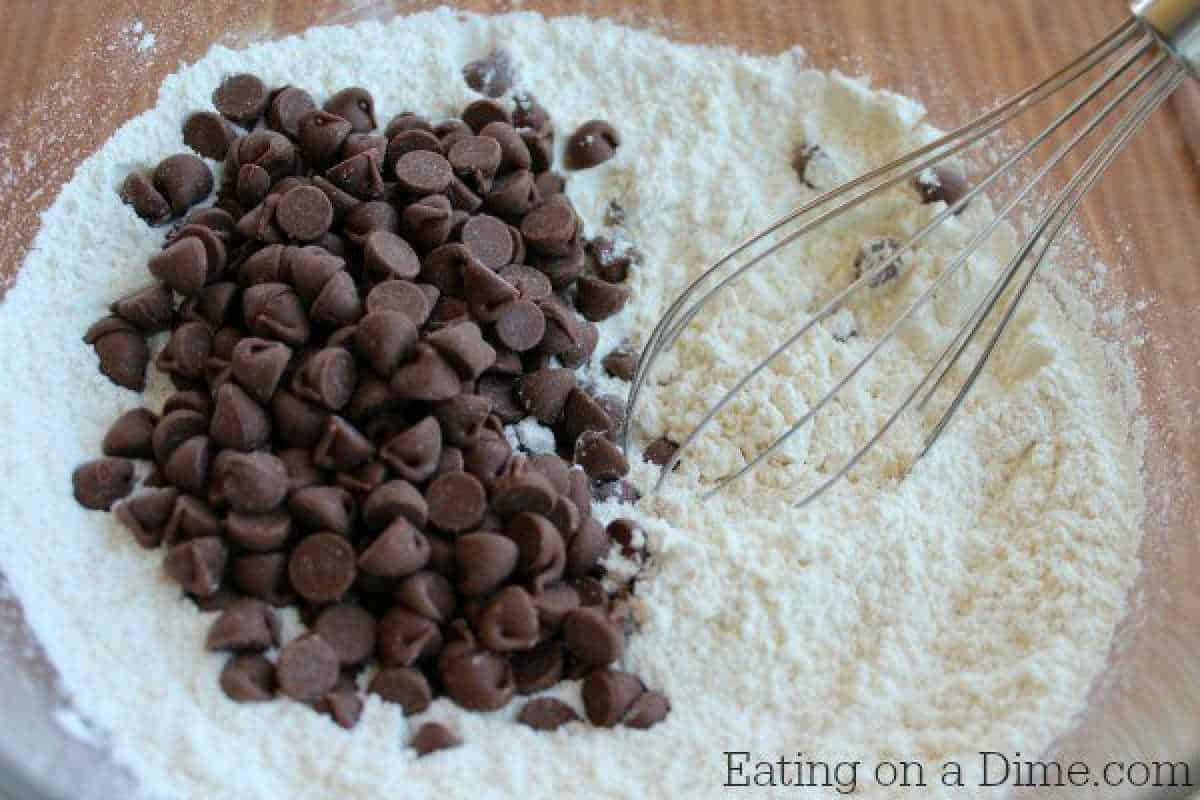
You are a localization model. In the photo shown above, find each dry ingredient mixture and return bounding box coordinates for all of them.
[0,9,1145,800]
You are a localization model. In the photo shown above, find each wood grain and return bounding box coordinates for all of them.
[0,0,1197,781]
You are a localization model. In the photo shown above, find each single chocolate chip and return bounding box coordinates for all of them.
[411,722,461,756]
[84,319,149,391]
[602,347,638,381]
[424,471,487,533]
[512,640,565,695]
[518,697,579,731]
[342,201,399,247]
[491,455,557,518]
[455,532,518,595]
[395,150,453,195]
[377,607,442,666]
[359,517,430,578]
[401,194,454,251]
[548,495,581,540]
[164,536,228,598]
[521,195,578,257]
[335,459,388,495]
[394,570,457,624]
[163,495,221,545]
[276,633,340,702]
[324,87,376,133]
[459,214,513,269]
[462,50,514,98]
[311,271,363,328]
[289,248,345,306]
[446,177,483,213]
[379,416,442,482]
[589,236,639,283]
[574,430,629,481]
[418,241,472,296]
[206,598,280,653]
[210,383,271,451]
[582,669,645,727]
[325,150,385,200]
[643,437,679,468]
[220,654,276,702]
[362,480,427,532]
[497,265,551,302]
[483,169,538,219]
[623,690,670,729]
[518,368,576,425]
[298,110,354,168]
[534,170,566,198]
[462,257,519,322]
[278,448,322,492]
[233,164,269,209]
[361,232,418,283]
[508,512,567,582]
[231,552,294,606]
[157,321,212,381]
[494,300,546,353]
[288,485,355,535]
[391,344,461,402]
[563,605,625,668]
[276,185,334,241]
[312,604,377,666]
[289,533,357,604]
[236,195,285,244]
[566,516,609,578]
[102,408,158,459]
[349,312,415,379]
[214,451,288,514]
[854,236,905,288]
[183,111,238,160]
[242,282,310,346]
[512,91,551,131]
[317,683,364,730]
[559,389,613,450]
[575,276,630,322]
[479,121,531,172]
[229,337,290,404]
[560,318,598,371]
[224,509,292,552]
[114,488,178,548]
[342,132,387,161]
[462,426,514,486]
[370,666,432,714]
[448,136,503,193]
[163,435,211,495]
[365,280,431,327]
[565,120,621,170]
[433,394,492,449]
[534,242,586,291]
[915,165,970,212]
[213,73,268,125]
[120,172,171,225]
[385,129,443,175]
[270,389,328,448]
[478,585,539,653]
[149,236,208,295]
[440,646,514,711]
[426,321,496,380]
[292,347,357,411]
[154,154,214,216]
[72,457,135,510]
[461,98,512,133]
[267,86,317,138]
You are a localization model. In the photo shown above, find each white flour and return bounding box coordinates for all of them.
[0,10,1144,800]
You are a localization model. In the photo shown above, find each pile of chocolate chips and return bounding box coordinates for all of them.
[72,56,669,750]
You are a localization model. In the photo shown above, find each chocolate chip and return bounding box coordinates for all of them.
[482,169,538,220]
[379,416,442,482]
[391,344,462,402]
[582,669,645,727]
[494,299,545,353]
[359,233,417,284]
[181,281,236,329]
[220,654,276,702]
[518,368,576,425]
[459,214,513,270]
[213,73,268,125]
[342,201,400,248]
[369,666,432,714]
[643,437,679,468]
[854,236,905,288]
[298,110,354,168]
[423,471,487,534]
[224,509,292,552]
[276,633,340,702]
[101,408,158,459]
[164,536,227,598]
[157,321,212,382]
[72,457,135,511]
[317,683,364,730]
[227,337,289,404]
[496,265,549,302]
[289,533,357,604]
[915,165,970,212]
[231,552,294,606]
[491,455,557,518]
[463,50,514,98]
[154,154,214,217]
[267,86,317,138]
[324,87,376,133]
[288,485,355,535]
[292,347,357,411]
[275,185,334,242]
[410,722,461,756]
[183,111,238,160]
[210,383,271,451]
[602,347,638,381]
[360,480,425,532]
[83,317,149,390]
[163,435,211,495]
[270,389,327,449]
[446,176,483,213]
[512,92,551,131]
[120,172,171,225]
[455,532,518,595]
[325,151,385,200]
[462,258,519,322]
[359,517,430,578]
[565,120,621,170]
[401,194,454,251]
[289,247,345,305]
[574,430,628,481]
[114,488,178,548]
[461,98,512,133]
[426,321,496,380]
[377,607,442,666]
[566,516,609,578]
[521,195,577,257]
[365,280,431,327]
[432,394,491,449]
[385,129,443,177]
[448,136,502,194]
[394,570,457,623]
[336,459,387,495]
[161,496,220,546]
[343,132,387,162]
[206,598,280,653]
[518,697,579,731]
[277,448,321,493]
[395,150,453,195]
[509,511,568,586]
[215,451,289,513]
[575,276,630,322]
[563,605,625,668]
[149,237,208,295]
[439,646,514,711]
[242,282,310,346]
[534,170,565,198]
[535,243,586,291]
[623,690,670,729]
[462,426,514,486]
[312,604,377,666]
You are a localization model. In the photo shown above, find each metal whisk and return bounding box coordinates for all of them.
[622,0,1199,506]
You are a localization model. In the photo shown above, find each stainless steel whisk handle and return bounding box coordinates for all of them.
[1133,0,1200,73]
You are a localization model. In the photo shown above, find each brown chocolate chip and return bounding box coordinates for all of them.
[575,276,630,322]
[236,196,285,244]
[518,368,576,425]
[440,646,514,711]
[557,318,598,370]
[242,282,310,346]
[220,653,276,702]
[518,697,579,731]
[463,50,514,98]
[275,449,320,493]
[276,633,340,702]
[290,247,345,307]
[156,321,212,382]
[335,459,388,495]
[534,242,586,291]
[410,722,461,756]
[574,430,629,481]
[120,172,171,225]
[83,317,149,391]
[511,640,564,695]
[164,495,222,544]
[391,344,462,402]
[164,536,227,598]
[149,236,208,295]
[385,129,443,175]
[915,165,970,212]
[623,690,670,729]
[360,481,425,533]
[210,383,271,451]
[183,111,238,160]
[236,164,270,208]
[512,91,551,130]
[483,169,538,219]
[324,87,376,133]
[162,435,211,495]
[298,110,354,168]
[238,130,296,180]
[72,457,135,511]
[231,552,294,606]
[563,605,625,668]
[565,120,621,170]
[478,120,531,171]
[206,598,281,653]
[101,408,157,459]
[566,516,609,578]
[379,416,442,482]
[521,195,577,257]
[534,170,566,198]
[602,347,638,381]
[494,299,545,353]
[643,437,679,468]
[461,98,512,133]
[491,455,557,518]
[423,471,487,534]
[180,282,236,330]
[270,389,328,449]
[312,604,377,666]
[369,667,432,714]
[224,509,292,552]
[267,86,317,138]
[359,517,430,578]
[114,488,178,548]
[509,511,567,582]
[365,280,431,327]
[400,194,454,251]
[559,389,612,450]
[154,153,214,217]
[377,607,442,666]
[359,233,418,284]
[289,533,357,604]
[448,137,502,194]
[325,150,385,200]
[288,485,355,535]
[589,236,639,283]
[342,201,399,247]
[582,669,645,727]
[275,185,334,242]
[395,150,453,195]
[213,73,268,125]
[317,683,364,730]
[228,337,290,404]
[395,570,457,624]
[432,394,490,449]
[342,132,387,161]
[462,258,519,322]
[477,585,538,653]
[292,347,357,411]
[213,451,288,514]
[854,236,905,288]
[455,532,518,595]
[462,427,514,487]
[547,496,581,540]
[459,214,513,270]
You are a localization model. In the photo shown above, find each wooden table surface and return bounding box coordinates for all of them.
[0,0,1198,785]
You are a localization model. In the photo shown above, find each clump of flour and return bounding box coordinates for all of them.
[0,10,1143,800]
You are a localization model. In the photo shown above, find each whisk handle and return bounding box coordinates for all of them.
[1133,0,1200,74]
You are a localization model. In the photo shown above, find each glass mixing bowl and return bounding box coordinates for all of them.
[0,1,1197,798]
